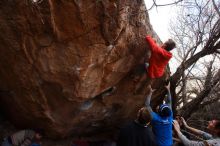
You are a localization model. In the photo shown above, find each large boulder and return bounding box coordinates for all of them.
[0,0,169,138]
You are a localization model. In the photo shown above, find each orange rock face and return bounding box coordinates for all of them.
[0,0,168,138]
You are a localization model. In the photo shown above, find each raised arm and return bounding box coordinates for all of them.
[165,82,172,109]
[173,120,206,146]
[145,36,159,52]
[181,117,213,140]
[145,86,155,113]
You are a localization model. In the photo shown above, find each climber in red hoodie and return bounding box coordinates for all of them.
[146,35,176,78]
[134,35,176,93]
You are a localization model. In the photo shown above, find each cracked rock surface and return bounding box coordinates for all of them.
[0,0,169,138]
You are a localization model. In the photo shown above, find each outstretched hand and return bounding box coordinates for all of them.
[181,117,188,128]
[148,85,156,93]
[173,120,181,132]
[165,82,170,90]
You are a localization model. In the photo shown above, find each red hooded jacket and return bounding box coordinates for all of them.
[146,36,172,78]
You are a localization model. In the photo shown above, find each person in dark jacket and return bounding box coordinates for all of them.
[1,129,44,146]
[117,107,155,146]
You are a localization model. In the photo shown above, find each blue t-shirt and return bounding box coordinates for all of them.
[151,111,173,146]
[30,143,41,146]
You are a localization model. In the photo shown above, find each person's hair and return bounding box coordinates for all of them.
[159,104,171,117]
[164,39,176,51]
[175,112,182,119]
[175,111,181,117]
[214,120,220,137]
[34,128,45,136]
[137,107,152,125]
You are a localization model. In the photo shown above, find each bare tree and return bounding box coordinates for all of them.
[212,0,220,17]
[169,0,220,116]
[180,61,220,118]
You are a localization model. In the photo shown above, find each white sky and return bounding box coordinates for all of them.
[144,0,177,42]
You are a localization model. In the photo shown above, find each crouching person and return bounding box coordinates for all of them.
[1,129,44,146]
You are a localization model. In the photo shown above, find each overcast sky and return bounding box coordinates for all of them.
[144,0,177,42]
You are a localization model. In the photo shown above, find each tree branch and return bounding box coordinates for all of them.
[148,0,183,10]
[180,69,220,119]
[212,0,220,17]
